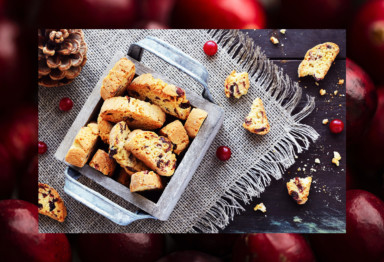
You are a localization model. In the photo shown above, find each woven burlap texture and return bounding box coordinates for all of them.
[38,29,318,233]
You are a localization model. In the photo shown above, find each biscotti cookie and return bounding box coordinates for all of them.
[99,96,166,130]
[97,114,113,144]
[130,171,163,193]
[89,149,116,177]
[109,121,148,175]
[116,169,131,187]
[298,42,340,81]
[125,130,177,177]
[243,98,270,135]
[38,183,67,222]
[159,120,189,155]
[128,73,191,120]
[100,57,135,100]
[286,176,312,205]
[65,122,99,167]
[184,108,208,138]
[224,70,250,98]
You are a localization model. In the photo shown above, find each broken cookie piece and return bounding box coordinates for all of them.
[298,42,340,81]
[224,70,250,99]
[286,177,312,205]
[243,98,270,135]
[38,183,67,222]
[254,203,267,213]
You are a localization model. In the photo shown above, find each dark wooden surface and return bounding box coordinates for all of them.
[220,30,346,233]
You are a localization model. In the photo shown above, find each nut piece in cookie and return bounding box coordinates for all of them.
[97,114,113,144]
[286,177,312,205]
[128,73,191,120]
[89,149,116,176]
[125,130,177,177]
[100,57,135,100]
[109,121,148,175]
[38,183,67,222]
[243,98,270,135]
[224,70,250,99]
[65,122,99,167]
[159,120,189,155]
[99,96,166,130]
[184,108,208,138]
[298,42,340,81]
[130,170,163,193]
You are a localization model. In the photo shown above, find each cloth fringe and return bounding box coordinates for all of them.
[191,30,319,233]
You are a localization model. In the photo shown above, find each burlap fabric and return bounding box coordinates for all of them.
[38,30,318,233]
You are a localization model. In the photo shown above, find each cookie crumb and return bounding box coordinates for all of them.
[297,167,301,171]
[315,82,320,86]
[332,151,341,166]
[322,119,329,125]
[338,79,345,85]
[319,89,326,96]
[280,29,286,34]
[254,203,266,213]
[334,90,338,95]
[315,158,320,164]
[270,36,279,45]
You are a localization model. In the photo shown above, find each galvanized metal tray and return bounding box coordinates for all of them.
[54,36,225,225]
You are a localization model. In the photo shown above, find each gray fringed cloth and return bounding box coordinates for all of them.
[38,29,319,233]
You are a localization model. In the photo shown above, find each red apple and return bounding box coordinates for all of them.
[350,0,384,84]
[234,233,315,262]
[76,233,165,262]
[170,0,266,29]
[278,0,351,28]
[18,156,37,204]
[139,0,175,25]
[172,234,239,257]
[38,0,139,28]
[0,200,71,262]
[359,87,384,176]
[0,143,15,199]
[346,58,377,148]
[157,251,222,262]
[133,20,170,29]
[0,18,29,109]
[0,105,37,165]
[310,190,384,262]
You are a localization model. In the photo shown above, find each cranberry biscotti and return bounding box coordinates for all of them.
[38,183,67,222]
[125,130,177,177]
[99,96,166,130]
[243,98,270,135]
[127,73,191,120]
[100,57,135,100]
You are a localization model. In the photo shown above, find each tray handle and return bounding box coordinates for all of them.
[64,167,156,226]
[128,36,215,103]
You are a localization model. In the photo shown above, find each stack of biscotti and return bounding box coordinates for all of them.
[65,57,209,194]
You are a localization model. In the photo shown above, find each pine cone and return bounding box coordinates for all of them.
[38,29,87,87]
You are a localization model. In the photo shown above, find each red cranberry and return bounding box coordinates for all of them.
[216,146,231,161]
[203,40,218,56]
[329,119,344,134]
[59,97,73,111]
[38,141,47,154]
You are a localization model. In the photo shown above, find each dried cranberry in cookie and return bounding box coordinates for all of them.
[286,177,312,205]
[243,98,270,135]
[128,74,191,120]
[125,130,177,177]
[38,183,67,222]
[224,70,250,98]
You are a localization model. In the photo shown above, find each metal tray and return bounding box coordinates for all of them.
[54,36,224,225]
